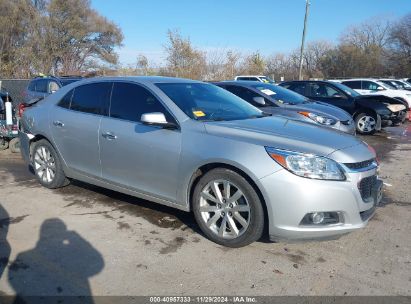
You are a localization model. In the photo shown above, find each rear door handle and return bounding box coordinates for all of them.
[53,120,64,127]
[102,132,117,140]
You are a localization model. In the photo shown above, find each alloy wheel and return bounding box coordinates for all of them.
[33,146,56,183]
[357,115,376,133]
[199,179,251,239]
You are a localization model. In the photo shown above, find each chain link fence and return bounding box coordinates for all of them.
[0,79,30,106]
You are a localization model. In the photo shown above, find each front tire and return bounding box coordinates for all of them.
[9,138,20,153]
[355,112,377,135]
[192,168,264,247]
[32,139,69,189]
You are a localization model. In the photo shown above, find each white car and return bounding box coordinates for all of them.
[335,78,411,108]
[234,75,275,84]
[379,79,411,91]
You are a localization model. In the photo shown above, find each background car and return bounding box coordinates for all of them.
[24,75,83,104]
[335,78,411,108]
[214,81,355,134]
[19,76,381,247]
[379,79,411,91]
[234,75,275,83]
[280,80,407,135]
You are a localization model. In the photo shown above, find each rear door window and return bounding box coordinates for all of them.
[308,83,341,98]
[288,83,306,95]
[109,82,173,123]
[342,81,361,90]
[35,79,48,93]
[70,82,112,115]
[224,85,263,105]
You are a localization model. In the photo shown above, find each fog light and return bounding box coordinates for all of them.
[311,212,325,224]
[300,212,342,226]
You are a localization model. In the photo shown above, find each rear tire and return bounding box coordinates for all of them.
[355,112,377,135]
[9,138,20,153]
[31,139,69,189]
[192,168,264,247]
[0,139,8,150]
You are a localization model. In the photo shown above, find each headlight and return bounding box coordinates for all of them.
[265,147,346,181]
[298,111,337,125]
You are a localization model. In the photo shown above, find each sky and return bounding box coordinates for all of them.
[90,0,411,66]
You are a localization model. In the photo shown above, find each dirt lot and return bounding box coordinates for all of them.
[0,124,410,296]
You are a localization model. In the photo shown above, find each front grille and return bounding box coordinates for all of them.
[344,159,375,170]
[358,175,377,200]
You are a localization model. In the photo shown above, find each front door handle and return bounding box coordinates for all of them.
[102,132,117,140]
[53,120,64,127]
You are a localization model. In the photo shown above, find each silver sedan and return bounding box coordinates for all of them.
[19,77,382,247]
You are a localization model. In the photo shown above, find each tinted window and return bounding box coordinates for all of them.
[251,83,309,105]
[70,82,111,115]
[308,83,341,98]
[58,89,74,109]
[28,81,35,91]
[237,77,258,81]
[156,83,263,121]
[224,85,265,106]
[288,83,307,95]
[110,82,170,123]
[35,79,48,93]
[342,81,361,90]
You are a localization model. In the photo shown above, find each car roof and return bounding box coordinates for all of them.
[68,76,202,86]
[235,75,266,77]
[215,80,264,86]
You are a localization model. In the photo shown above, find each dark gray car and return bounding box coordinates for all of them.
[215,81,355,134]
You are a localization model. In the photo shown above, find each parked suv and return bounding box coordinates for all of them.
[214,81,355,134]
[24,75,83,104]
[335,78,411,108]
[234,75,275,84]
[20,77,382,247]
[280,80,407,135]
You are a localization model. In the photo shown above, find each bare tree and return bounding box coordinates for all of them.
[164,29,206,79]
[387,13,411,76]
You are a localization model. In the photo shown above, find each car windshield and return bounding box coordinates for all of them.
[393,80,411,89]
[156,83,264,121]
[251,83,309,105]
[378,81,396,90]
[332,82,360,97]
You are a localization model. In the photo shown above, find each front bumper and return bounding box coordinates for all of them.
[381,110,407,126]
[258,165,382,241]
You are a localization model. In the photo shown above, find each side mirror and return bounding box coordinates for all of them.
[253,96,266,106]
[141,112,178,129]
[377,86,385,91]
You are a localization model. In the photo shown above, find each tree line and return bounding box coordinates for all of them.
[1,0,410,81]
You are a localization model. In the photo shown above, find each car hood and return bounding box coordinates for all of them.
[355,94,405,104]
[279,101,352,121]
[204,116,369,160]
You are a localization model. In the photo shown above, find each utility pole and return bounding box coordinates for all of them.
[298,0,310,80]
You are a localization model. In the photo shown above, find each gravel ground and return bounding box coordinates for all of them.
[0,124,410,297]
